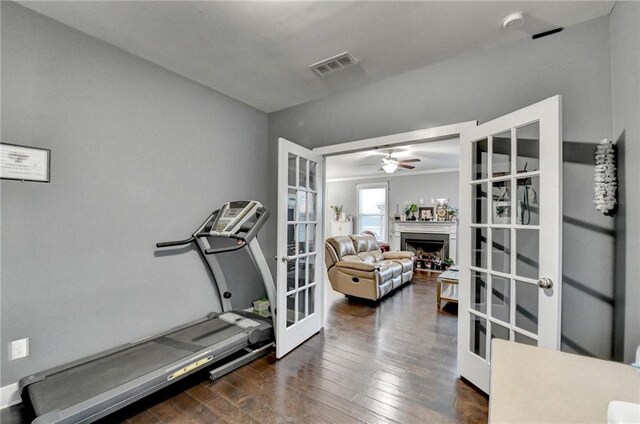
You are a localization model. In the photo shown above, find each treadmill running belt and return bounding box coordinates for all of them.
[27,318,244,417]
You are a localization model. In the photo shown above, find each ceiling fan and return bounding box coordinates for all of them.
[359,150,421,174]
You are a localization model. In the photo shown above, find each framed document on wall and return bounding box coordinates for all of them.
[0,143,50,183]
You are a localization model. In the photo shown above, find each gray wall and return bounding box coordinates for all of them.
[269,16,620,359]
[1,2,269,385]
[610,1,640,363]
[326,171,459,239]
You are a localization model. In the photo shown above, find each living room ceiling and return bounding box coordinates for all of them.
[18,1,614,113]
[326,138,460,181]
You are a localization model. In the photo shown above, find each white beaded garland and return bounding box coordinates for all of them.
[594,138,617,216]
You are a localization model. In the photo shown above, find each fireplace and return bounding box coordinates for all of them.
[390,221,457,263]
[401,232,449,260]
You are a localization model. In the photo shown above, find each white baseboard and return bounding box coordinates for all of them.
[0,382,21,410]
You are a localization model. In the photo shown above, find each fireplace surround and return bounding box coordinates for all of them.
[390,221,457,262]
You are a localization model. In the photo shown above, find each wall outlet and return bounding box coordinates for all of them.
[10,338,29,360]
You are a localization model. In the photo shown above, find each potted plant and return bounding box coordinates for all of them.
[442,257,455,270]
[447,207,458,222]
[403,201,418,220]
[330,205,343,221]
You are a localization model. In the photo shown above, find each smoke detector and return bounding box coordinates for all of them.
[310,52,357,76]
[503,12,525,30]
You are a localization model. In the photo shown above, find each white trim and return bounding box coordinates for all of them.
[1,382,20,409]
[326,166,460,183]
[313,121,477,156]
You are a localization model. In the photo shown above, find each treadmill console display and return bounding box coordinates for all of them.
[211,201,260,236]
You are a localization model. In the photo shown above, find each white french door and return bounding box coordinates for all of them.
[275,138,324,358]
[458,96,563,393]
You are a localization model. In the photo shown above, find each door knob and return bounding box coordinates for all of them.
[281,256,292,262]
[536,277,553,289]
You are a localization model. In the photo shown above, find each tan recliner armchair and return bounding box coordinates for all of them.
[324,234,414,301]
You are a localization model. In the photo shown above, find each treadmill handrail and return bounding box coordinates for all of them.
[156,237,195,248]
[240,208,269,243]
[205,240,247,255]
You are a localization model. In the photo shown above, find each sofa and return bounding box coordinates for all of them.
[324,234,414,301]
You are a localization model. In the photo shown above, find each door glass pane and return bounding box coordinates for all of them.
[471,227,487,268]
[516,176,539,225]
[307,192,316,222]
[287,189,296,222]
[298,289,307,320]
[491,322,510,342]
[299,158,308,188]
[491,275,510,324]
[516,122,539,173]
[298,191,307,222]
[472,183,488,224]
[288,154,297,187]
[472,138,488,180]
[309,161,317,191]
[516,229,539,280]
[308,285,315,315]
[298,256,307,289]
[298,224,307,254]
[492,181,511,224]
[308,224,316,253]
[515,280,539,334]
[286,294,296,327]
[471,271,487,313]
[287,224,296,256]
[490,323,510,361]
[470,314,487,359]
[492,130,511,177]
[491,228,511,274]
[514,332,537,346]
[307,257,315,284]
[286,260,296,292]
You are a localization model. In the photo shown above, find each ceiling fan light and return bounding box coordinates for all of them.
[382,162,398,174]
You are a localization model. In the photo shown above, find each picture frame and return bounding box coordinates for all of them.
[418,207,434,221]
[434,199,449,221]
[0,143,51,183]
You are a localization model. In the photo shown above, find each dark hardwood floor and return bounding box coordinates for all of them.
[3,273,488,424]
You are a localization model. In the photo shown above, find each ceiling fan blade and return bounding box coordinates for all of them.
[398,164,415,170]
[358,162,380,166]
[399,158,421,163]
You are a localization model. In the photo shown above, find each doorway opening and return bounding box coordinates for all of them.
[314,123,476,319]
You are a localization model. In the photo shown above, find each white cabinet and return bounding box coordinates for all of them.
[330,220,353,237]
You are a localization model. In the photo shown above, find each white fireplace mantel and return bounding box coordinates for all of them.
[390,220,458,262]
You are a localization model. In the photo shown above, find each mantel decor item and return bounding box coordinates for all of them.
[434,198,449,221]
[0,143,50,183]
[448,207,458,222]
[419,207,434,221]
[594,138,617,216]
[330,205,344,221]
[403,201,418,220]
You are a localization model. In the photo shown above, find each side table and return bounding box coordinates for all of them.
[437,268,459,309]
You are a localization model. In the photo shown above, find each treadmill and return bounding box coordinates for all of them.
[20,200,277,424]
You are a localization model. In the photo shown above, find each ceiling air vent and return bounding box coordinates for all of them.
[310,52,357,76]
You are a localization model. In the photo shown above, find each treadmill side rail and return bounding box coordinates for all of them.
[30,333,248,424]
[19,314,219,396]
[209,342,274,381]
